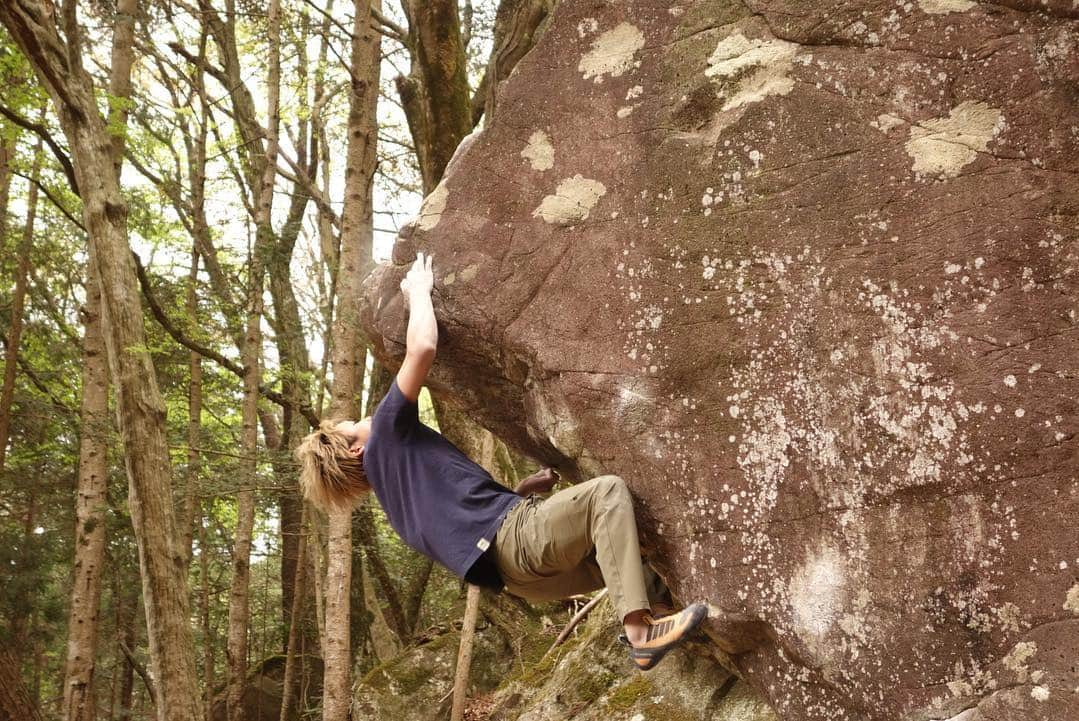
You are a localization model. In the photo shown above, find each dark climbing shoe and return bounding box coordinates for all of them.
[626,602,708,671]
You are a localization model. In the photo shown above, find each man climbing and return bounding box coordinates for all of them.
[295,252,707,670]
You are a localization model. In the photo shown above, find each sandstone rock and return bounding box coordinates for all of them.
[361,1,1079,719]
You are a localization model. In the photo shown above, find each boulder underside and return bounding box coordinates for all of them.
[361,1,1079,719]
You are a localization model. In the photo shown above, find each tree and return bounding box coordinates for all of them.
[321,0,382,718]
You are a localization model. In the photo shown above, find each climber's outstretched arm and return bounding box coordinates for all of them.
[396,252,437,402]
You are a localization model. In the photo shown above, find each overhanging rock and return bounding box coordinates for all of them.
[360,1,1079,719]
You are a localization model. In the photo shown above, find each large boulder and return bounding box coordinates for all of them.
[360,1,1079,719]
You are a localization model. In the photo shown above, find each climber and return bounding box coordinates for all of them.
[295,252,707,671]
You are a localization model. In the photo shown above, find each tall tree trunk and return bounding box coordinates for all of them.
[278,505,309,721]
[0,129,42,474]
[407,0,472,186]
[60,261,110,721]
[321,510,352,721]
[198,508,214,721]
[0,4,203,720]
[182,246,202,565]
[224,272,260,721]
[321,2,381,719]
[226,1,281,718]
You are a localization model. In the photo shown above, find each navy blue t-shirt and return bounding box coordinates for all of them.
[362,380,521,587]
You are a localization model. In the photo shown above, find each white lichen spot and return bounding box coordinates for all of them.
[871,113,905,132]
[905,101,1004,178]
[416,180,449,231]
[520,130,554,171]
[919,0,976,14]
[1065,582,1079,614]
[459,264,479,284]
[788,545,846,655]
[1031,686,1050,701]
[996,602,1024,633]
[578,22,646,83]
[443,272,456,286]
[1002,641,1037,682]
[945,262,962,274]
[626,85,644,100]
[1004,374,1017,387]
[532,175,607,225]
[1014,408,1025,418]
[617,106,635,118]
[577,18,598,38]
[704,33,800,111]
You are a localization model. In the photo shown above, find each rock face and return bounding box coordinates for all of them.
[360,1,1079,719]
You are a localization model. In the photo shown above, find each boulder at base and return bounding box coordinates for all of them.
[361,1,1079,719]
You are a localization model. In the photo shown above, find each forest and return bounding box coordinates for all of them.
[0,0,550,719]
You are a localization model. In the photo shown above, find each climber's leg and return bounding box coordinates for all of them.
[493,475,652,622]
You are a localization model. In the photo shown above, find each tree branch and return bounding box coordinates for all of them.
[118,640,159,707]
[0,103,79,194]
[131,251,320,426]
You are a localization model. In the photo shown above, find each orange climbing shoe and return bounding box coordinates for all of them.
[627,602,708,671]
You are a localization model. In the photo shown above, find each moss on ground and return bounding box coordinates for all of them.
[604,674,653,713]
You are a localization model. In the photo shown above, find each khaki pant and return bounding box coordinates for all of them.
[493,475,664,621]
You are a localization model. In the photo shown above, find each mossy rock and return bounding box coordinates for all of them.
[486,597,777,721]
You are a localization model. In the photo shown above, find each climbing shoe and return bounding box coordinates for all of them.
[624,602,708,671]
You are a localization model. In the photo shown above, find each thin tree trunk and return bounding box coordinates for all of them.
[225,289,260,721]
[226,0,281,717]
[0,129,42,474]
[311,519,326,646]
[449,584,481,721]
[116,588,139,721]
[321,1,381,719]
[198,508,214,721]
[0,133,15,242]
[321,510,352,721]
[60,261,110,721]
[180,247,202,564]
[278,505,308,721]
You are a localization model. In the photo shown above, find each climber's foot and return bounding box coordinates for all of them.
[621,602,708,671]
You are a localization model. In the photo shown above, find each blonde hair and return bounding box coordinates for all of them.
[295,420,371,511]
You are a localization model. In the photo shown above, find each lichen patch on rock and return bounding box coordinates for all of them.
[905,101,1003,177]
[532,174,607,225]
[578,22,645,83]
[918,0,976,14]
[788,544,847,657]
[521,130,554,171]
[1065,583,1079,614]
[416,181,449,231]
[704,32,799,111]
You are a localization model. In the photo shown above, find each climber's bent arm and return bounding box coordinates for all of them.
[397,252,437,402]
